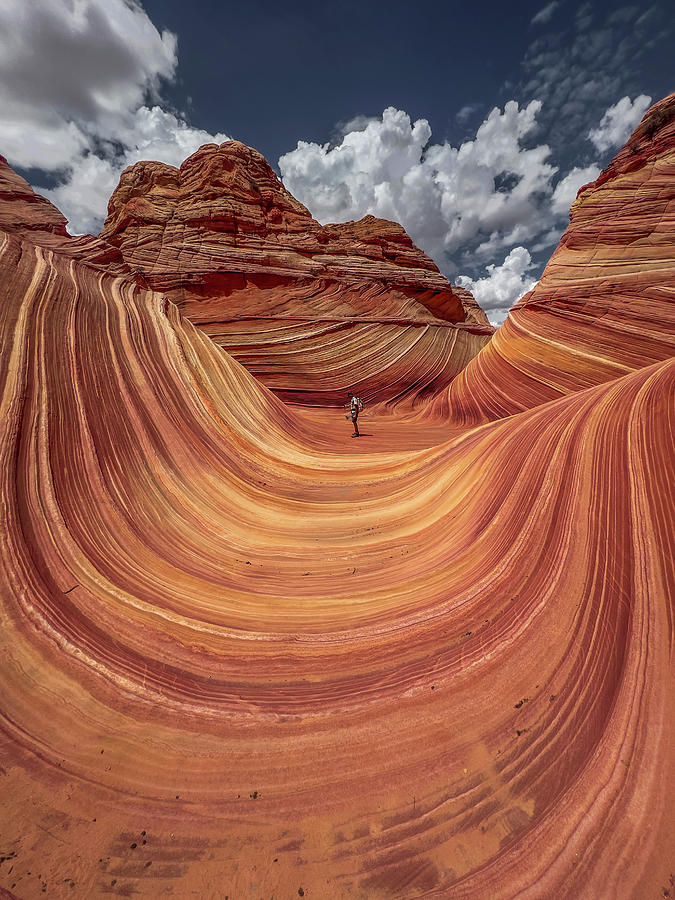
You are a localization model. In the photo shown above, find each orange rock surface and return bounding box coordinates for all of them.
[445,93,675,424]
[0,99,674,899]
[100,141,492,405]
[0,153,69,235]
[0,156,128,274]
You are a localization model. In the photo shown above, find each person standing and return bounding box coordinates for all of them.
[346,391,363,437]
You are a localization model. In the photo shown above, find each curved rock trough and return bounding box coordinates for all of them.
[0,96,673,899]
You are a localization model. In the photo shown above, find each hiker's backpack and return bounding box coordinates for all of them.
[357,398,364,412]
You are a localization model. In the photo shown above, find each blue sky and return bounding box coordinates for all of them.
[1,0,672,322]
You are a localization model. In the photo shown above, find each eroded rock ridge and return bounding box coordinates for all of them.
[100,140,492,405]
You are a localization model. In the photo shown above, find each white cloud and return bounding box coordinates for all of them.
[551,163,601,216]
[456,104,481,124]
[41,154,120,237]
[0,117,90,172]
[0,0,177,165]
[457,247,538,326]
[41,107,229,235]
[336,114,378,135]
[280,101,558,268]
[531,2,560,26]
[588,94,652,153]
[518,2,669,157]
[280,107,432,218]
[0,0,228,234]
[280,91,660,322]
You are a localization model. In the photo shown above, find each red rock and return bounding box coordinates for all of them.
[100,140,492,405]
[0,154,127,273]
[0,153,68,235]
[0,103,673,900]
[445,93,675,424]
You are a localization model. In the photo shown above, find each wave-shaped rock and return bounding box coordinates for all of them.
[445,93,675,424]
[0,105,673,899]
[100,140,492,405]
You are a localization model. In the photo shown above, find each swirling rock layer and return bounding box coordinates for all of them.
[100,141,492,405]
[445,94,675,424]
[1,104,674,899]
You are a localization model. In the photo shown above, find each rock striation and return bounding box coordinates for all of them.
[0,153,69,236]
[0,155,128,273]
[0,101,674,900]
[100,141,492,405]
[444,94,675,424]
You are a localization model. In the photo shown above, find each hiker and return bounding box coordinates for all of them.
[345,391,363,437]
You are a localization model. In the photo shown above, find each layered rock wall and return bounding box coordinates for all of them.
[1,216,672,898]
[100,141,492,405]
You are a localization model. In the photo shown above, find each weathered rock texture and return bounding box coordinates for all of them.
[100,141,492,405]
[0,98,674,900]
[0,155,128,272]
[0,153,69,235]
[443,94,675,424]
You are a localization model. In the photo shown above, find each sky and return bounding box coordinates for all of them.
[1,1,673,324]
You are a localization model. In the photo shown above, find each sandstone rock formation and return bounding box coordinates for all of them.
[444,93,675,424]
[0,98,673,900]
[0,155,128,273]
[100,140,492,405]
[0,153,69,235]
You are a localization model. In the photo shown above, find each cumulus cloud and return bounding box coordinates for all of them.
[0,0,176,167]
[0,0,228,233]
[457,247,538,326]
[42,107,229,234]
[279,80,660,324]
[281,101,633,321]
[588,94,652,153]
[280,101,558,266]
[531,2,560,26]
[551,163,601,216]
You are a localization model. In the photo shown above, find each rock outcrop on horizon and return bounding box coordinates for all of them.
[99,141,492,405]
[0,153,70,236]
[0,156,129,273]
[0,97,673,900]
[443,93,675,424]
